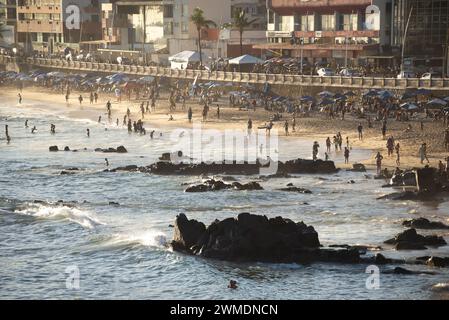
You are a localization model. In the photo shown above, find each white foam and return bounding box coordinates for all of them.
[104,230,168,249]
[15,204,104,229]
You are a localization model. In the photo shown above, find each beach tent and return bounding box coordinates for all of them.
[169,51,205,70]
[228,55,263,65]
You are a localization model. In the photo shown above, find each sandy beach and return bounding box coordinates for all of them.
[3,85,449,170]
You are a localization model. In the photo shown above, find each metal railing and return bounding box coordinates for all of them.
[2,55,449,91]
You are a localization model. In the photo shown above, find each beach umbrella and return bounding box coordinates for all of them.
[319,98,334,106]
[400,91,417,100]
[300,95,315,103]
[444,96,449,102]
[318,91,334,98]
[377,90,394,100]
[400,102,419,111]
[416,88,432,96]
[344,91,356,97]
[363,89,378,97]
[427,98,447,108]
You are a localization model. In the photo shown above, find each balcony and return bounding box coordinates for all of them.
[269,0,372,14]
[17,20,63,33]
[17,5,61,14]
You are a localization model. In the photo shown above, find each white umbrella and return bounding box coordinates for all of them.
[228,55,264,65]
[169,51,203,63]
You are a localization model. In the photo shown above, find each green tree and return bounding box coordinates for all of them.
[190,7,216,66]
[225,9,258,56]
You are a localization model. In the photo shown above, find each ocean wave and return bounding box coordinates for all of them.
[14,203,104,229]
[91,230,168,250]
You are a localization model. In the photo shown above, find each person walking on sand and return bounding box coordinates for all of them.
[395,142,401,166]
[90,92,94,104]
[344,147,350,164]
[217,106,220,120]
[78,95,83,105]
[381,121,387,139]
[18,93,22,104]
[357,123,363,140]
[94,92,98,103]
[444,128,449,151]
[98,116,101,123]
[292,117,296,132]
[419,143,430,164]
[247,118,253,136]
[375,152,383,176]
[284,120,289,136]
[188,107,193,123]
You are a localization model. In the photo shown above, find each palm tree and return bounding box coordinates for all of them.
[226,9,258,56]
[190,7,216,67]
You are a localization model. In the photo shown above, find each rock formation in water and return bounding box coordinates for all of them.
[384,228,447,250]
[402,218,449,230]
[171,213,360,264]
[184,179,263,192]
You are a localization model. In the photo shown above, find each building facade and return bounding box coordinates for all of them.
[0,0,17,45]
[101,0,267,63]
[255,0,393,65]
[16,0,105,53]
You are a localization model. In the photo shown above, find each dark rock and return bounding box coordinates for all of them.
[348,180,355,184]
[383,267,435,275]
[64,146,70,151]
[147,156,338,176]
[349,163,366,172]
[108,201,120,206]
[278,186,312,194]
[384,228,447,250]
[49,146,59,152]
[375,253,392,264]
[185,179,263,192]
[171,213,362,264]
[172,213,206,252]
[426,256,449,267]
[402,218,449,230]
[60,170,76,175]
[116,146,127,153]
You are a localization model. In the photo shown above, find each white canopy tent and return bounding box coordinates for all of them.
[169,51,207,70]
[228,54,263,65]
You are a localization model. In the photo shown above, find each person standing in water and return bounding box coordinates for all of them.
[247,118,253,136]
[357,123,363,140]
[419,143,429,164]
[25,120,28,128]
[326,137,331,153]
[98,116,101,123]
[105,158,109,167]
[86,128,90,137]
[375,152,383,175]
[5,125,10,142]
[31,126,37,134]
[18,93,22,104]
[344,147,350,164]
[312,141,320,161]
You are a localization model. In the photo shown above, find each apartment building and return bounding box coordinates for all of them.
[16,0,105,53]
[102,0,267,62]
[255,0,393,65]
[0,0,17,45]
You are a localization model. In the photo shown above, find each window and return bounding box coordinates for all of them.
[164,21,173,35]
[181,22,188,33]
[268,10,274,24]
[164,4,173,18]
[181,4,188,17]
[321,14,335,31]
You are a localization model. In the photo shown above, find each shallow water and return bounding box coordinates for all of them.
[1,97,449,300]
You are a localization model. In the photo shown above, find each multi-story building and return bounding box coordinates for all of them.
[16,0,105,53]
[0,0,17,45]
[255,0,393,66]
[392,0,449,59]
[101,0,267,62]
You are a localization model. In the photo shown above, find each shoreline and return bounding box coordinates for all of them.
[2,86,448,171]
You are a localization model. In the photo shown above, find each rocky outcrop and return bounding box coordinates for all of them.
[95,146,127,153]
[388,170,417,187]
[146,158,338,176]
[278,185,312,194]
[426,256,449,268]
[348,163,366,172]
[49,146,59,152]
[384,228,447,250]
[184,179,263,192]
[402,218,449,230]
[171,213,360,264]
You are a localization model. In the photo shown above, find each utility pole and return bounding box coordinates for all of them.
[401,5,414,73]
